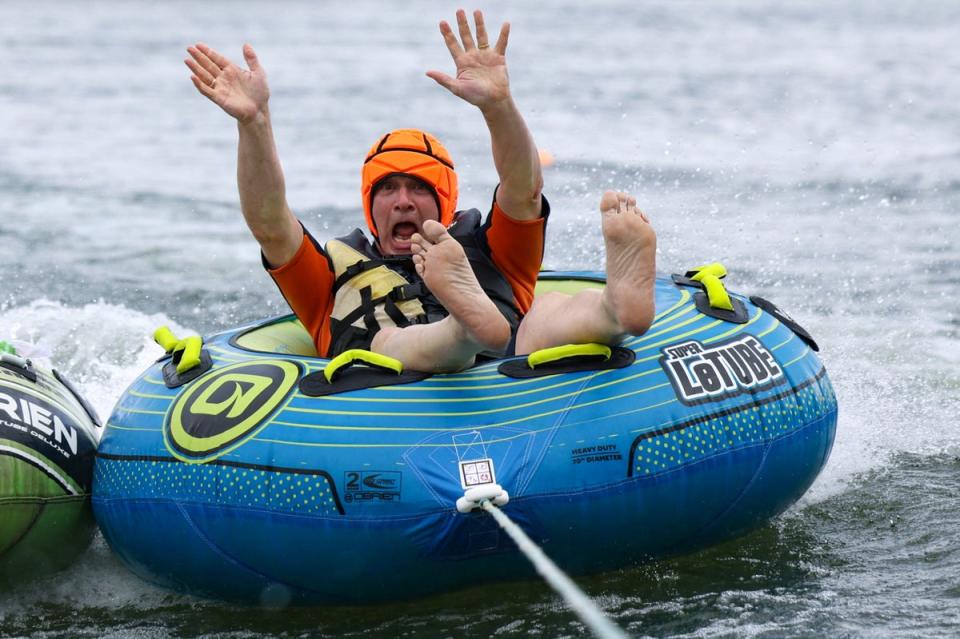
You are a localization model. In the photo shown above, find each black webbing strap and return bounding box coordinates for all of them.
[382,296,411,328]
[360,286,379,334]
[388,281,427,302]
[333,260,384,291]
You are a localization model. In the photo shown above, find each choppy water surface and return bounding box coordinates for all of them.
[1,1,958,637]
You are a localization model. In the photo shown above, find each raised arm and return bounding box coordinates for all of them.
[427,10,543,221]
[185,43,302,267]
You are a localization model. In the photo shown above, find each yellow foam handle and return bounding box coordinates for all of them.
[153,326,180,353]
[155,327,204,374]
[324,349,403,384]
[689,263,734,312]
[176,335,203,374]
[688,262,727,280]
[527,343,612,369]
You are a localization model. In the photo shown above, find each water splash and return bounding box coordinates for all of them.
[0,300,192,427]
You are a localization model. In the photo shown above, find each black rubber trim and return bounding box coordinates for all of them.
[672,273,702,289]
[750,296,820,352]
[95,452,345,515]
[162,350,214,389]
[53,369,102,428]
[498,346,636,379]
[538,272,607,284]
[299,367,431,397]
[0,358,37,383]
[693,292,750,324]
[226,314,304,354]
[626,366,828,477]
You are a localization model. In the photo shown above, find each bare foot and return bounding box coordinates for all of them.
[410,220,511,351]
[600,191,657,335]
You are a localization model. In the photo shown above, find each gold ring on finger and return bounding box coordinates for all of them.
[478,43,489,49]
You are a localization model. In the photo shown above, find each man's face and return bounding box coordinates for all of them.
[370,175,440,255]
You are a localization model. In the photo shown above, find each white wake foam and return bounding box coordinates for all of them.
[0,299,192,432]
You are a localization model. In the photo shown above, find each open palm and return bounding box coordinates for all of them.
[426,10,512,110]
[186,43,269,123]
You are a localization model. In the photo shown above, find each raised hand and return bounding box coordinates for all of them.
[426,10,511,111]
[185,43,269,124]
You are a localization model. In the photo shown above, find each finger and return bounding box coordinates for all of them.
[456,9,476,50]
[626,195,637,210]
[196,42,230,70]
[425,70,457,93]
[473,10,489,48]
[242,43,261,73]
[438,20,464,58]
[494,22,510,55]
[188,45,221,78]
[184,58,215,85]
[190,74,216,100]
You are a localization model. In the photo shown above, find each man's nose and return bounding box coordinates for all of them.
[394,186,415,208]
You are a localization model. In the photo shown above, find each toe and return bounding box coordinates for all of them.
[421,219,449,242]
[600,190,619,213]
[410,232,430,250]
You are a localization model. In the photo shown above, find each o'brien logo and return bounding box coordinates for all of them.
[0,391,78,457]
[659,335,785,405]
[165,359,301,462]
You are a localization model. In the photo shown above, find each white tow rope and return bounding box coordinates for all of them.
[458,484,631,639]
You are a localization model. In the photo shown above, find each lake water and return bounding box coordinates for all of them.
[1,1,958,637]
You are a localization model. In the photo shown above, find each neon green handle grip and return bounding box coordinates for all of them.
[153,326,180,353]
[176,335,203,374]
[324,349,403,383]
[527,343,612,369]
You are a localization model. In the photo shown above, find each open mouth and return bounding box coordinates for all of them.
[392,222,418,243]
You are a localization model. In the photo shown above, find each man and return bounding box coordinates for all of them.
[186,10,656,373]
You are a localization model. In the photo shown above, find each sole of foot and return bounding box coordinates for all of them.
[599,190,657,335]
[411,219,511,351]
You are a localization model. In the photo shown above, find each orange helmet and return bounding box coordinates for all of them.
[361,129,458,237]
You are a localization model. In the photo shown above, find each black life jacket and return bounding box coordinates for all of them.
[325,209,521,357]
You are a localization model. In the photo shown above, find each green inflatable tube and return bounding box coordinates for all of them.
[0,351,100,585]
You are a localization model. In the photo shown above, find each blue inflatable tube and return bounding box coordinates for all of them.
[93,272,837,604]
